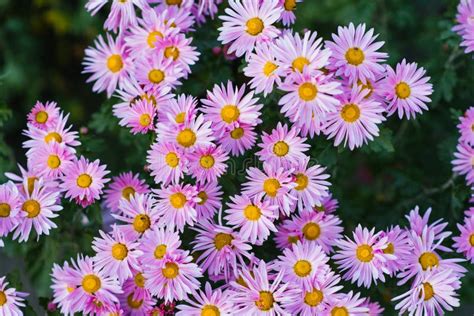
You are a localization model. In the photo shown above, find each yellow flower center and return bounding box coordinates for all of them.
[304,289,324,307]
[198,191,208,205]
[345,47,365,66]
[220,105,240,123]
[35,111,48,124]
[383,242,395,254]
[356,244,374,262]
[154,244,167,259]
[139,114,152,127]
[176,129,197,148]
[288,235,300,244]
[164,46,180,60]
[255,291,274,311]
[331,306,349,316]
[22,200,41,218]
[303,222,320,240]
[148,69,165,84]
[395,82,411,99]
[0,291,6,306]
[127,294,143,309]
[169,192,187,209]
[82,274,101,294]
[298,82,318,101]
[230,127,244,139]
[246,17,264,36]
[199,155,215,169]
[134,273,145,288]
[214,232,233,250]
[292,57,310,73]
[47,155,61,169]
[165,152,179,168]
[133,214,151,233]
[147,31,163,48]
[111,243,128,260]
[122,186,135,200]
[421,282,435,301]
[77,174,92,188]
[263,178,281,197]
[419,252,439,270]
[166,0,182,5]
[27,177,37,195]
[273,141,289,157]
[201,305,220,316]
[470,233,474,247]
[107,54,124,73]
[0,203,11,217]
[44,132,62,143]
[263,61,278,76]
[162,262,179,279]
[294,173,309,190]
[293,259,312,277]
[340,103,361,123]
[284,0,297,11]
[244,204,261,221]
[175,112,185,124]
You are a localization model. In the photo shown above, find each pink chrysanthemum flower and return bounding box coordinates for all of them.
[276,0,302,26]
[85,0,148,31]
[117,98,156,134]
[289,157,331,212]
[277,241,330,290]
[0,276,28,316]
[92,225,143,283]
[201,81,262,137]
[114,193,160,239]
[324,85,386,150]
[83,33,130,97]
[312,193,339,214]
[194,0,223,20]
[153,183,199,232]
[147,142,187,186]
[287,211,343,254]
[396,227,467,286]
[362,298,385,316]
[405,206,451,247]
[453,216,474,263]
[378,225,410,276]
[218,122,258,156]
[122,270,151,302]
[118,290,156,315]
[13,179,62,242]
[218,0,282,57]
[83,295,118,316]
[0,182,21,238]
[61,156,110,207]
[144,249,202,302]
[27,101,60,130]
[192,221,253,280]
[326,23,388,83]
[452,142,474,185]
[393,268,460,316]
[61,255,121,313]
[158,6,196,32]
[333,225,395,288]
[157,94,197,127]
[139,228,181,268]
[256,122,309,168]
[275,220,302,250]
[225,194,277,245]
[230,259,299,315]
[4,163,49,196]
[380,59,433,119]
[187,145,229,183]
[30,142,75,179]
[135,53,183,92]
[325,291,369,316]
[195,181,222,220]
[453,0,474,54]
[243,42,281,96]
[50,261,80,315]
[274,30,331,75]
[176,282,233,315]
[457,107,474,145]
[243,163,296,216]
[155,33,200,76]
[104,172,150,212]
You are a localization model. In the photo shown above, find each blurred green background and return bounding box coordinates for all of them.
[0,0,473,314]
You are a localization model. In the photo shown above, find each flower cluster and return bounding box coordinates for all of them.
[453,0,474,54]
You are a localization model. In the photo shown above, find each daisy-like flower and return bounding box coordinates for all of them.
[0,276,28,316]
[92,225,143,283]
[144,249,202,302]
[453,0,474,54]
[324,85,386,150]
[176,282,233,315]
[4,163,47,196]
[104,171,150,212]
[380,59,433,119]
[122,270,151,302]
[225,194,278,245]
[156,33,200,76]
[27,101,60,130]
[256,122,309,168]
[243,163,296,216]
[453,216,474,263]
[362,298,385,316]
[289,157,331,212]
[187,144,229,183]
[118,290,156,315]
[393,268,460,316]
[61,156,110,207]
[201,81,262,136]
[85,0,148,31]
[274,30,331,75]
[29,142,75,179]
[83,33,130,97]
[243,42,281,96]
[325,291,369,316]
[192,221,253,280]
[405,206,451,244]
[275,220,302,250]
[230,259,298,315]
[0,182,21,238]
[135,53,183,92]
[457,107,474,145]
[452,141,474,185]
[117,98,156,134]
[326,23,388,83]
[312,193,339,214]
[277,241,330,290]
[218,122,258,156]
[50,261,80,315]
[147,142,187,186]
[114,193,160,239]
[277,0,302,26]
[218,0,282,57]
[159,5,196,32]
[333,225,394,288]
[13,179,62,242]
[378,225,411,276]
[153,183,199,232]
[158,94,197,127]
[139,228,181,268]
[195,181,222,220]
